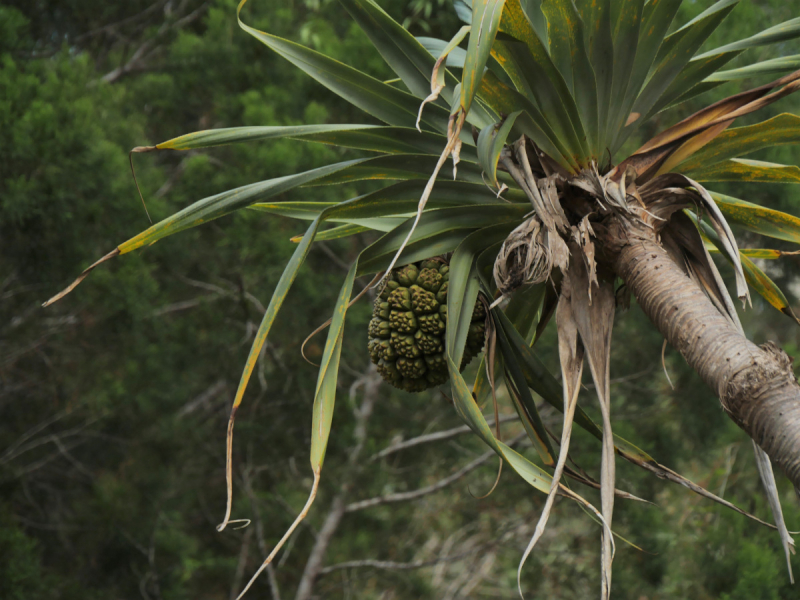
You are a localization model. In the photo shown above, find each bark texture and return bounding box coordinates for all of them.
[611,222,800,490]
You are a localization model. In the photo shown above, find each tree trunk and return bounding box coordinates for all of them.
[609,220,800,491]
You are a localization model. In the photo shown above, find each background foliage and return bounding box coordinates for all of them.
[2,1,800,598]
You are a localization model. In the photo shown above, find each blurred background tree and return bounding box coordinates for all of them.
[1,1,800,598]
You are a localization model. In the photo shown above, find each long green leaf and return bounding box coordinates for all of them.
[711,192,800,244]
[237,1,451,133]
[577,0,613,155]
[153,124,481,160]
[603,0,643,152]
[685,159,800,184]
[705,55,800,83]
[447,356,554,495]
[359,205,524,270]
[475,70,577,170]
[503,283,547,343]
[307,223,371,241]
[461,0,507,114]
[624,0,738,142]
[610,0,681,148]
[417,36,468,69]
[154,124,376,151]
[311,262,358,467]
[118,159,367,254]
[697,217,800,324]
[495,315,556,465]
[495,33,590,164]
[448,226,511,366]
[361,230,481,274]
[252,180,521,222]
[650,51,740,119]
[230,219,320,415]
[678,114,800,171]
[696,16,800,58]
[498,0,591,165]
[738,255,799,324]
[666,61,800,110]
[308,154,485,186]
[541,0,600,153]
[477,111,521,189]
[656,17,800,113]
[339,0,445,100]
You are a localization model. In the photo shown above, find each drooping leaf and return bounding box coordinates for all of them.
[739,252,800,324]
[310,262,358,468]
[516,279,584,594]
[751,442,797,583]
[446,356,554,496]
[416,26,473,129]
[488,275,796,531]
[564,255,617,598]
[503,282,547,343]
[233,255,358,599]
[217,218,321,533]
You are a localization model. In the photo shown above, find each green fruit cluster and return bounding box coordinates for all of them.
[367,259,486,392]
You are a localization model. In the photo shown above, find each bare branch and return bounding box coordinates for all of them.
[348,432,527,513]
[318,546,490,575]
[176,379,228,418]
[101,1,211,83]
[370,414,518,461]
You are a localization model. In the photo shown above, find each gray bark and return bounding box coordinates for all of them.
[612,221,800,491]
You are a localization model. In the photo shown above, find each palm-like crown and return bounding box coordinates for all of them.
[46,0,800,597]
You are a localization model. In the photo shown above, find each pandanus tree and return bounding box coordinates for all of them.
[45,0,800,596]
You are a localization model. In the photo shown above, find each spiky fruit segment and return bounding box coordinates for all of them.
[368,258,485,393]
